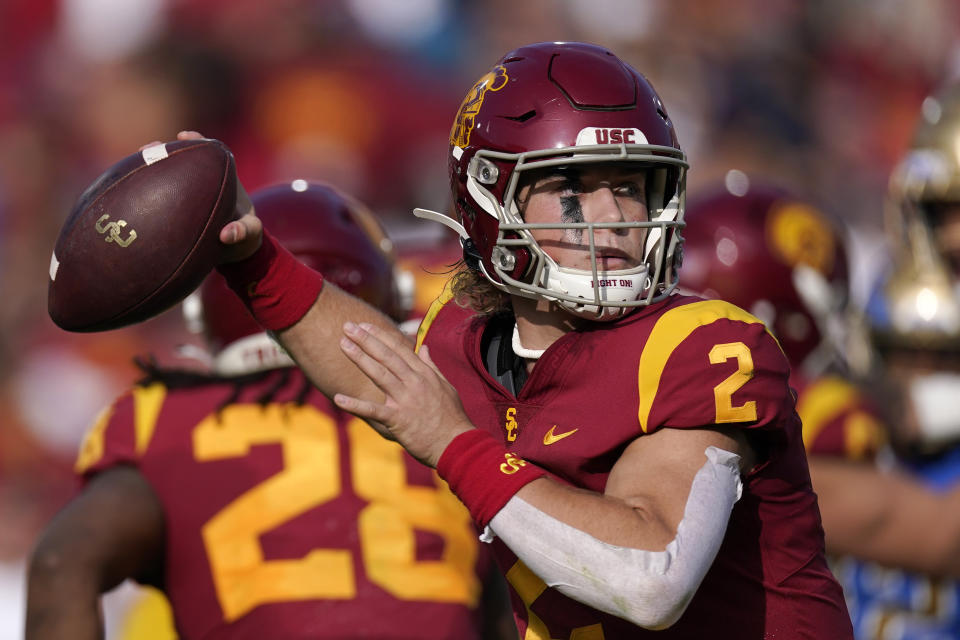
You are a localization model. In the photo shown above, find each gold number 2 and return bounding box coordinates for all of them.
[708,342,758,423]
[193,404,478,621]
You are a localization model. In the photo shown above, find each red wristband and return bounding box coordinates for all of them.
[216,230,324,331]
[436,429,546,528]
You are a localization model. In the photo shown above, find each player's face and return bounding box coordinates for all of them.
[517,165,649,271]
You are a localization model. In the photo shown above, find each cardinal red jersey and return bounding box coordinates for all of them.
[417,291,852,639]
[75,368,490,640]
[791,372,887,461]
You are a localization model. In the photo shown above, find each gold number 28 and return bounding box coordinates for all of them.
[193,404,479,621]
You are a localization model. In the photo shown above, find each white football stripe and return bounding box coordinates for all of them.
[141,143,169,165]
[49,252,60,281]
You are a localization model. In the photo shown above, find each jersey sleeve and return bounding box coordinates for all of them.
[74,383,168,480]
[796,375,887,461]
[639,300,796,434]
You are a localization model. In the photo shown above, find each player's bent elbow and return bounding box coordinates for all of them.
[28,537,71,585]
[27,529,102,596]
[26,539,105,640]
[631,583,696,629]
[614,576,696,629]
[552,568,697,629]
[28,538,57,576]
[28,547,67,590]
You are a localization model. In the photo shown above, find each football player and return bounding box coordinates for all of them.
[887,83,960,280]
[681,179,960,577]
[26,182,511,640]
[838,254,960,638]
[833,83,960,638]
[178,42,852,636]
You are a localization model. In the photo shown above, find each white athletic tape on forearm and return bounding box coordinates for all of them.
[488,446,742,630]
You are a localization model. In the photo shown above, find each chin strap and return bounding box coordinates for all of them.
[511,323,545,360]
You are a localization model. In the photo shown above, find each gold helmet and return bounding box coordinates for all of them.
[857,85,960,452]
[887,84,960,275]
[859,252,960,453]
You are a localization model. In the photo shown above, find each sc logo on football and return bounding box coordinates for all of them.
[95,214,137,248]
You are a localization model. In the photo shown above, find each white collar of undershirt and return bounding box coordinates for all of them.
[214,333,296,376]
[512,323,545,360]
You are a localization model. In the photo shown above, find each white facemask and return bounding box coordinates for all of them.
[909,372,960,445]
[540,195,681,320]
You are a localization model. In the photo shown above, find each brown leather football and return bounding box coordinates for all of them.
[48,138,237,332]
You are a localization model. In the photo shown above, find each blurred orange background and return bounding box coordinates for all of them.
[1,0,957,635]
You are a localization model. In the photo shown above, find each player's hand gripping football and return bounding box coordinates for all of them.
[334,322,474,468]
[141,130,262,264]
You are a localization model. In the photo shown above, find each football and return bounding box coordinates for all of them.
[48,138,238,332]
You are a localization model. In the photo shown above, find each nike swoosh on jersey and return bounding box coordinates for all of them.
[543,425,578,445]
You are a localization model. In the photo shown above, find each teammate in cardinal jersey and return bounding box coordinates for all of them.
[25,182,510,640]
[679,180,874,460]
[681,179,960,593]
[198,42,853,637]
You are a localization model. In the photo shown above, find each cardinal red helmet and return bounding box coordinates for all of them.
[184,181,406,374]
[445,41,687,319]
[680,180,849,372]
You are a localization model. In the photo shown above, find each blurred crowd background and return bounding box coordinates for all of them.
[1,0,958,636]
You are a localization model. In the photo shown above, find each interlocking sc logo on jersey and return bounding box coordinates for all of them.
[504,407,518,442]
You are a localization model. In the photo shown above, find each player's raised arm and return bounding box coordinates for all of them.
[219,222,401,414]
[199,145,406,423]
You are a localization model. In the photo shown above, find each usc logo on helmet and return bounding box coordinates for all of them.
[450,65,509,148]
[766,201,836,275]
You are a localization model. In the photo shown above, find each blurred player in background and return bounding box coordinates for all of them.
[837,254,960,638]
[681,178,960,579]
[25,181,511,640]
[887,83,960,282]
[830,82,960,638]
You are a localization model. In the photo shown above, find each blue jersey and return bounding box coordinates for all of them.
[834,446,960,639]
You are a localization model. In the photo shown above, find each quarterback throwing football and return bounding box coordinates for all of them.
[212,42,852,638]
